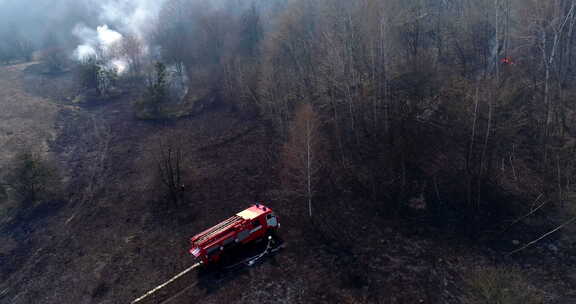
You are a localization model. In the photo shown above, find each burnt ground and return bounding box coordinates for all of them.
[1,62,576,304]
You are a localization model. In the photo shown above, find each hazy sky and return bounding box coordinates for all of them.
[0,0,165,48]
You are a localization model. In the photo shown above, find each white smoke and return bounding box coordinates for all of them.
[75,44,97,60]
[99,0,166,40]
[73,25,123,58]
[73,24,128,73]
[110,59,128,74]
[96,25,123,48]
[71,0,167,74]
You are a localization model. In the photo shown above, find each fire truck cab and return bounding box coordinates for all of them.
[189,204,280,264]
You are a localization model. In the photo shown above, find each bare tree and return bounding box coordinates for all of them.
[155,0,193,68]
[0,177,7,202]
[115,34,145,79]
[155,135,185,207]
[258,0,321,136]
[281,103,325,217]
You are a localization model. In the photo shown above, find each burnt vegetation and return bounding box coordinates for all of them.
[2,0,576,303]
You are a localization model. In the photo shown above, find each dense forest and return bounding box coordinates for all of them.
[2,0,576,303]
[75,0,576,230]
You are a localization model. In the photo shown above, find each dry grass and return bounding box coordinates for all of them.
[0,62,59,166]
[462,265,546,304]
[0,62,60,221]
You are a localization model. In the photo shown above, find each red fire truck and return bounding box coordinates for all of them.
[189,204,280,265]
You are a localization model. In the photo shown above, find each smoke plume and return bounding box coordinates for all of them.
[71,0,166,74]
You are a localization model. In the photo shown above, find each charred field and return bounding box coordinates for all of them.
[6,0,576,302]
[0,60,575,304]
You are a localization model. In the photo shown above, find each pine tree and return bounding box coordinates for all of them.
[2,151,61,205]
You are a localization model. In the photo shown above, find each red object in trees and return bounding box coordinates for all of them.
[501,57,514,65]
[189,204,280,264]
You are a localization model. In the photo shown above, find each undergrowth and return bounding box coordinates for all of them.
[462,265,545,304]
